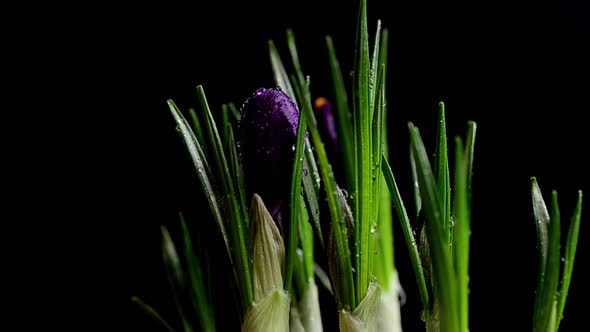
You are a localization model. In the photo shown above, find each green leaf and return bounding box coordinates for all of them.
[188,108,207,157]
[534,188,561,332]
[268,39,323,246]
[410,147,422,219]
[196,85,253,307]
[556,191,583,329]
[296,74,356,308]
[228,102,241,122]
[531,177,550,331]
[220,104,231,150]
[285,96,308,292]
[326,35,354,188]
[314,263,333,295]
[179,214,216,332]
[269,40,298,106]
[132,296,177,332]
[434,102,451,251]
[302,143,324,247]
[369,20,381,120]
[227,126,248,226]
[465,121,477,210]
[369,64,385,286]
[531,178,550,270]
[409,123,458,331]
[299,198,315,282]
[545,192,562,331]
[374,28,393,288]
[161,226,195,332]
[382,156,430,309]
[452,137,469,332]
[352,0,374,302]
[287,30,305,88]
[168,100,231,266]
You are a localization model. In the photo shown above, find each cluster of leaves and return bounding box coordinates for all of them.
[132,0,583,331]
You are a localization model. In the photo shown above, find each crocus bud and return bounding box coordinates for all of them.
[241,87,299,233]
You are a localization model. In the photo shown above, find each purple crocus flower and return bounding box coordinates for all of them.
[241,87,299,233]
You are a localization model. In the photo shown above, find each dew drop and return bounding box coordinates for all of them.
[303,169,309,177]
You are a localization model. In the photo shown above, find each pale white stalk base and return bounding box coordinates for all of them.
[299,281,323,332]
[339,283,381,332]
[376,272,403,332]
[290,305,305,332]
[242,288,290,332]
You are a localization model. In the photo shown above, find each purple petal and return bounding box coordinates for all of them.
[240,87,299,232]
[314,97,338,149]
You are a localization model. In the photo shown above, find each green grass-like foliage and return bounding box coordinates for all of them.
[139,1,583,331]
[532,179,583,332]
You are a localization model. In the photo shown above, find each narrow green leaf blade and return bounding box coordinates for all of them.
[228,102,241,122]
[296,75,356,309]
[197,85,253,307]
[188,108,207,157]
[370,64,385,286]
[410,147,422,218]
[531,177,550,269]
[538,192,561,332]
[299,199,315,282]
[326,35,354,188]
[465,121,477,209]
[220,104,230,150]
[286,97,308,292]
[287,30,305,87]
[353,0,374,302]
[409,123,458,331]
[314,263,333,295]
[132,296,177,332]
[179,214,216,332]
[161,226,195,332]
[382,156,430,309]
[453,137,470,332]
[556,191,583,329]
[434,102,451,250]
[168,100,231,263]
[268,40,323,245]
[531,177,550,331]
[369,20,381,118]
[269,39,298,106]
[227,126,248,225]
[302,143,324,247]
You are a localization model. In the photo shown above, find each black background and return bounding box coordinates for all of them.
[41,0,588,330]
